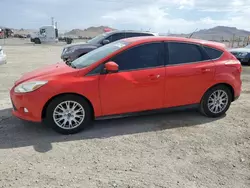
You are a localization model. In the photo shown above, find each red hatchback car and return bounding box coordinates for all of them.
[10,36,242,134]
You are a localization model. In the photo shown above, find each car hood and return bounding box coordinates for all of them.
[228,48,250,53]
[15,62,79,86]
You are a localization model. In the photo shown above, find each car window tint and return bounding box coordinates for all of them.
[112,43,163,71]
[107,33,125,42]
[168,42,204,65]
[125,33,141,38]
[140,33,154,36]
[203,46,223,59]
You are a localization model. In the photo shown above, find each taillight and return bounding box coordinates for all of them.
[225,60,242,73]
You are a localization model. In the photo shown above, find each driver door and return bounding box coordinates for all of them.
[99,42,166,116]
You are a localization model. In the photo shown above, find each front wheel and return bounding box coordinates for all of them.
[44,95,93,134]
[199,85,232,118]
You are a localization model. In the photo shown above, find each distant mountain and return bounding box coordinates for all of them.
[64,26,115,38]
[170,26,250,41]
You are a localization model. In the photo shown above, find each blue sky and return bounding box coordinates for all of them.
[1,0,250,33]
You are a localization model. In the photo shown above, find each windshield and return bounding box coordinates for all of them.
[71,40,130,69]
[87,33,108,44]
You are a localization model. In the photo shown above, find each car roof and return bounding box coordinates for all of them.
[122,36,226,50]
[107,30,157,36]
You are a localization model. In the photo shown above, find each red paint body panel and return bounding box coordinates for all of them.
[164,60,215,107]
[99,67,166,115]
[10,36,242,122]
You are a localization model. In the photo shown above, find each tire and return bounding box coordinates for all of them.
[66,38,73,44]
[199,85,232,118]
[34,38,41,44]
[44,94,93,134]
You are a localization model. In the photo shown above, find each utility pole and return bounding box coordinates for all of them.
[232,34,235,48]
[51,17,54,26]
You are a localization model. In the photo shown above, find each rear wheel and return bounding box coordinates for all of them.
[34,38,41,44]
[44,95,93,134]
[199,85,232,118]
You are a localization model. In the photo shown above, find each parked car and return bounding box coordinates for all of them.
[10,36,242,134]
[0,46,7,65]
[229,44,250,65]
[61,30,158,62]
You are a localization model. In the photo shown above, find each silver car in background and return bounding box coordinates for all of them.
[0,46,7,65]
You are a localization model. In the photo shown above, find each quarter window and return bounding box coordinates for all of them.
[203,46,223,59]
[111,43,164,71]
[168,42,206,65]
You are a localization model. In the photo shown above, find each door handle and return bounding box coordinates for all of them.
[201,68,211,73]
[148,74,160,80]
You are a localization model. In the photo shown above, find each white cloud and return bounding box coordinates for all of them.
[101,0,250,33]
[2,0,250,32]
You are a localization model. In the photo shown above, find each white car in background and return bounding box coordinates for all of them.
[0,46,7,65]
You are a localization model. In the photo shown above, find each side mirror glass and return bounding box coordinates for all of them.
[105,61,119,73]
[102,39,110,45]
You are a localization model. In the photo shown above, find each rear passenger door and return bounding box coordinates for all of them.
[164,42,216,108]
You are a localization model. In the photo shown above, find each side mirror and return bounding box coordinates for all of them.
[102,39,110,45]
[105,61,119,73]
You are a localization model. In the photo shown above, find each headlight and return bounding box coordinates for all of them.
[63,47,76,54]
[14,81,48,93]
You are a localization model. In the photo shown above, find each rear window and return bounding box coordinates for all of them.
[203,46,223,59]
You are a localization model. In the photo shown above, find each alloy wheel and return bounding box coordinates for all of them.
[53,100,85,130]
[207,90,229,114]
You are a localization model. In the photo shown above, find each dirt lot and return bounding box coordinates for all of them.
[0,41,249,188]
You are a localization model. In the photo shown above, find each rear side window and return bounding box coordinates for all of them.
[140,33,154,36]
[125,33,153,38]
[125,33,141,38]
[107,33,126,42]
[203,46,223,59]
[168,42,205,65]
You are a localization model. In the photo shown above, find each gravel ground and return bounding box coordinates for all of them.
[0,42,249,188]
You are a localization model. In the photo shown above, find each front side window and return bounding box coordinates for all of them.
[40,29,46,35]
[71,40,130,69]
[168,42,206,65]
[111,42,164,71]
[87,33,108,44]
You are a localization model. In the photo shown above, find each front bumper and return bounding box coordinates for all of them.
[10,88,45,122]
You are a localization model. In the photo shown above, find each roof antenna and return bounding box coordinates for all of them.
[188,28,198,38]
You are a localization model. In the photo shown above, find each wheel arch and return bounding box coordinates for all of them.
[202,83,235,102]
[41,93,95,120]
